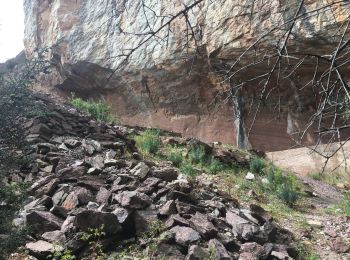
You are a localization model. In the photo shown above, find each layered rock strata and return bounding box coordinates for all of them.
[23,0,350,151]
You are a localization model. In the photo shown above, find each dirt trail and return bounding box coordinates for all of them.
[299,175,343,205]
[291,175,350,259]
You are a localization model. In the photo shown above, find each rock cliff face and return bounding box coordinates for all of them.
[23,0,349,151]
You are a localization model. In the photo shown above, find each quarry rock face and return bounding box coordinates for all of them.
[23,0,348,151]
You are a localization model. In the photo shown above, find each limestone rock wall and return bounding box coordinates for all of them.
[23,0,349,151]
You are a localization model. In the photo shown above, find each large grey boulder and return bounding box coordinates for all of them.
[153,167,179,182]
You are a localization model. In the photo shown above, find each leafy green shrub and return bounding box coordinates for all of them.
[168,151,183,167]
[267,166,298,188]
[208,158,225,174]
[295,242,320,260]
[267,166,283,187]
[49,248,76,260]
[188,145,207,165]
[69,93,116,122]
[0,226,27,260]
[142,220,165,240]
[80,225,106,260]
[181,163,197,176]
[135,129,161,155]
[249,157,265,174]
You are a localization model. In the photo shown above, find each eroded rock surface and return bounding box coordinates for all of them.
[23,0,350,151]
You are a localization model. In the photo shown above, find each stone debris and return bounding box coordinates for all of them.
[8,100,296,259]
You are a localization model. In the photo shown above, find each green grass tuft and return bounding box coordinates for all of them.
[344,200,350,217]
[208,158,225,174]
[188,145,207,165]
[249,157,265,175]
[181,163,197,176]
[135,129,161,155]
[168,151,183,167]
[308,171,350,188]
[69,93,116,123]
[266,166,299,207]
[277,183,299,207]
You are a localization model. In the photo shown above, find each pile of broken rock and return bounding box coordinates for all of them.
[9,99,297,259]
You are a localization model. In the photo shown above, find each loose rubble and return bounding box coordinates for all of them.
[6,97,297,259]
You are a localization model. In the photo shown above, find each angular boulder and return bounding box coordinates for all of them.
[74,210,122,235]
[131,162,150,176]
[189,212,218,238]
[239,242,265,259]
[170,226,200,246]
[42,230,66,245]
[26,240,63,259]
[186,245,210,260]
[96,187,111,205]
[153,167,179,182]
[74,186,94,205]
[165,214,190,228]
[61,192,79,211]
[114,191,152,209]
[26,211,63,235]
[208,239,231,260]
[159,200,177,216]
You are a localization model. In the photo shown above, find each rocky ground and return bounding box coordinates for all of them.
[1,93,349,260]
[286,176,350,260]
[2,94,300,260]
[207,172,350,260]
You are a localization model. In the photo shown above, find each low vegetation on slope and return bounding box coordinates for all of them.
[133,129,350,259]
[1,53,349,260]
[0,52,51,258]
[1,76,348,259]
[308,171,350,218]
[134,129,301,208]
[69,93,117,123]
[0,82,303,260]
[1,86,348,259]
[5,107,300,260]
